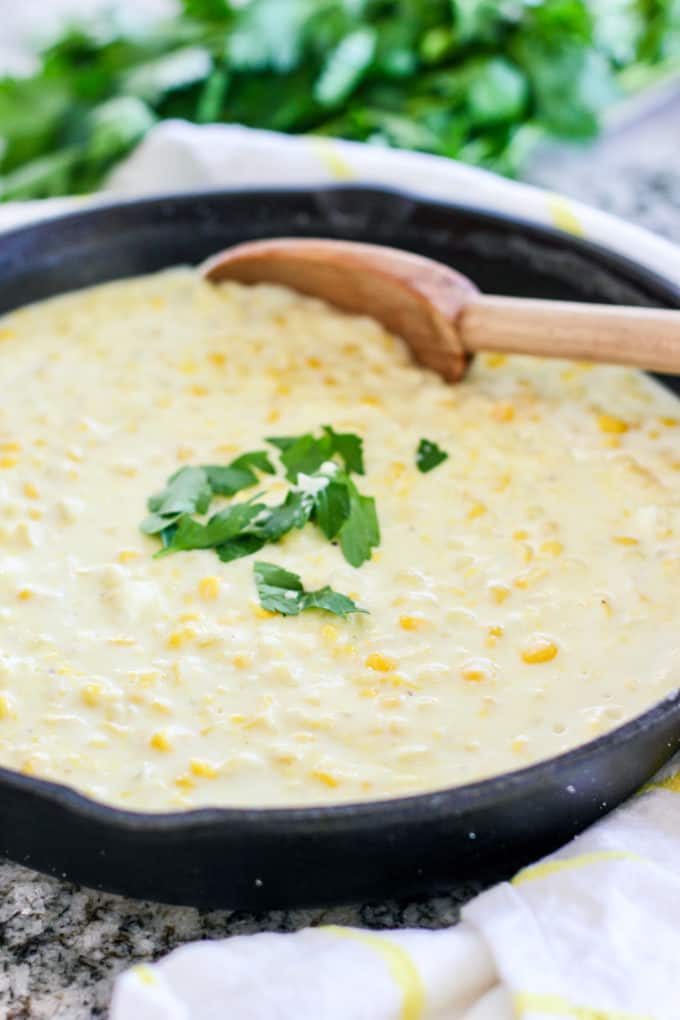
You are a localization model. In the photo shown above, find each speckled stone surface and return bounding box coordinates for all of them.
[1,100,679,1020]
[0,859,483,1018]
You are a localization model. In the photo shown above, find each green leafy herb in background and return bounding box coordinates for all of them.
[1,0,678,199]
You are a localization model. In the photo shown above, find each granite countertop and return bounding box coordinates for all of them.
[1,100,679,1020]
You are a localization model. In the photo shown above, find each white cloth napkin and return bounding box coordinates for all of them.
[3,122,680,1020]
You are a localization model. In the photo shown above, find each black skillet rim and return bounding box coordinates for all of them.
[1,182,679,834]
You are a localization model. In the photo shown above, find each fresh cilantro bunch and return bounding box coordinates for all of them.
[1,0,678,198]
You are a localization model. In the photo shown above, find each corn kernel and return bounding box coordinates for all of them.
[0,456,18,468]
[491,402,515,423]
[150,731,172,752]
[399,615,426,631]
[597,413,628,434]
[190,384,209,396]
[232,653,251,669]
[514,567,547,589]
[661,417,678,427]
[311,769,340,788]
[306,356,321,368]
[0,694,11,719]
[167,628,196,649]
[467,502,487,520]
[612,536,639,546]
[488,625,504,638]
[321,624,338,645]
[118,549,140,563]
[0,328,16,342]
[513,530,529,540]
[198,576,220,601]
[190,758,219,779]
[490,583,511,604]
[23,482,39,500]
[175,776,195,790]
[81,683,102,707]
[17,588,34,601]
[485,353,507,368]
[366,653,397,672]
[511,736,529,753]
[254,605,276,620]
[388,461,407,481]
[460,658,493,683]
[179,358,198,374]
[151,700,172,715]
[540,540,564,556]
[208,351,226,367]
[521,637,558,664]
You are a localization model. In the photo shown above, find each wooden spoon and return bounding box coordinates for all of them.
[201,237,680,383]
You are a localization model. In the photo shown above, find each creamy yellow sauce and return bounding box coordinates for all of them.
[0,269,679,811]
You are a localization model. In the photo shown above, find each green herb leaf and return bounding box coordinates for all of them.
[217,533,266,562]
[267,432,333,482]
[257,489,314,541]
[339,486,380,568]
[268,427,364,481]
[253,561,366,617]
[159,499,265,555]
[416,438,448,473]
[315,479,351,540]
[147,465,213,517]
[302,585,366,616]
[203,450,275,495]
[323,425,365,475]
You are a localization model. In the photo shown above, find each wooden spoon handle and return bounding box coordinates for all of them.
[460,295,680,374]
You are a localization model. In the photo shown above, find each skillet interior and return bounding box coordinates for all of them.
[1,185,680,910]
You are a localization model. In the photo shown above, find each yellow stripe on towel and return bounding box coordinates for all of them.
[512,849,644,887]
[545,194,585,237]
[324,926,425,1020]
[514,991,652,1020]
[131,964,159,987]
[638,770,680,796]
[308,137,356,180]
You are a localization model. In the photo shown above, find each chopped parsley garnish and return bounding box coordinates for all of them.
[254,562,366,618]
[141,452,274,535]
[156,496,266,556]
[338,485,379,568]
[416,438,448,473]
[141,429,380,611]
[202,451,275,495]
[267,425,364,482]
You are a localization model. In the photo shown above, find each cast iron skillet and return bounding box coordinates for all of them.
[1,186,680,910]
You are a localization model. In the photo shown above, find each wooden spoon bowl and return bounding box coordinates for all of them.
[202,237,680,383]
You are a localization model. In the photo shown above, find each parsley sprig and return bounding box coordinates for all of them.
[254,562,366,617]
[416,438,448,473]
[141,428,379,615]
